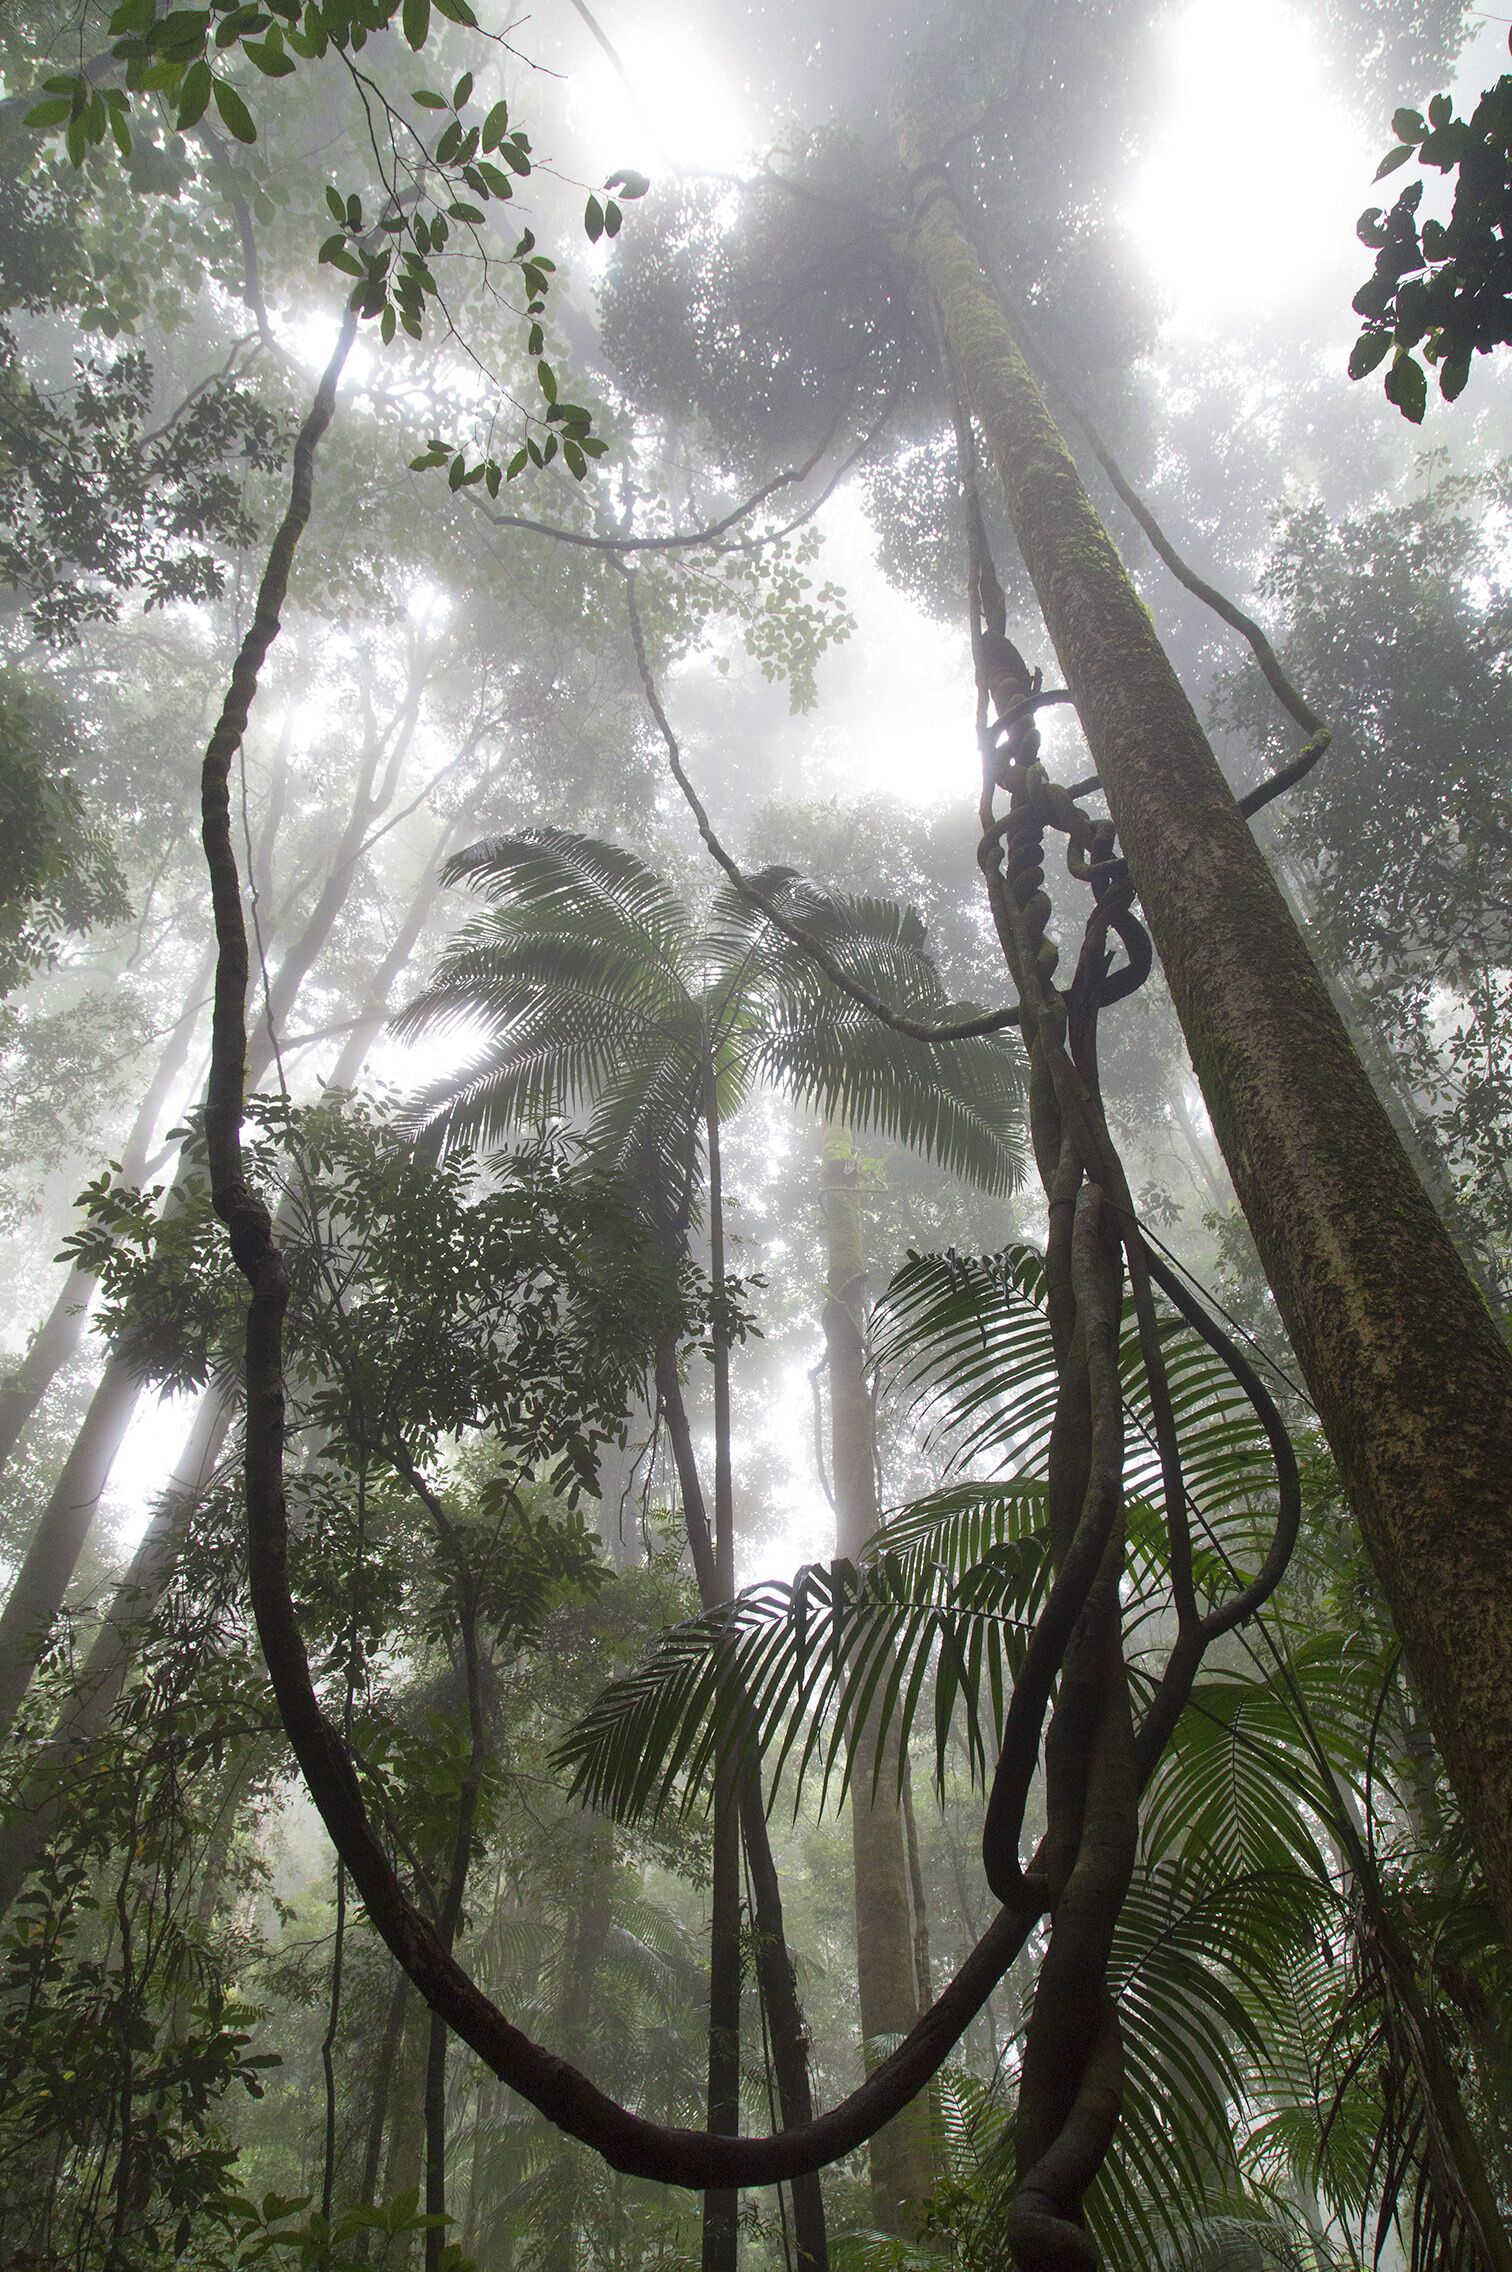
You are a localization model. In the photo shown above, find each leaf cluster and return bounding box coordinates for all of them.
[1352,67,1512,420]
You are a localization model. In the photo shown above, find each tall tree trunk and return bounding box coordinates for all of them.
[820,1126,936,2230]
[0,1387,231,1921]
[0,806,477,1916]
[381,1992,429,2232]
[0,780,458,1747]
[654,1078,827,2271]
[422,1573,489,2272]
[0,1352,147,1743]
[702,1074,742,2272]
[658,1345,829,2272]
[0,942,215,1479]
[360,1970,411,2222]
[903,142,1512,1939]
[540,1832,617,2272]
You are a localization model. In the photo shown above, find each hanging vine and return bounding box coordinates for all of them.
[198,269,1305,2272]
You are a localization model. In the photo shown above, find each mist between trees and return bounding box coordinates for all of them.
[0,3,1511,2271]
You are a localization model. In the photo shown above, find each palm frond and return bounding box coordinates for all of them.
[551,1543,1041,1825]
[875,1245,1281,1591]
[1141,1639,1381,1883]
[1087,1863,1335,2270]
[708,874,1027,1194]
[405,994,640,1155]
[445,830,695,979]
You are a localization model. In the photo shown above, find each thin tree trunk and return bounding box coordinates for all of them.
[904,142,1512,1940]
[540,1836,617,2272]
[361,1970,411,2217]
[381,1991,428,2227]
[654,1078,827,2271]
[422,1570,489,2272]
[820,1126,936,2230]
[0,1387,231,1921]
[0,782,459,1747]
[657,1346,830,2272]
[0,944,214,1479]
[702,1074,742,2272]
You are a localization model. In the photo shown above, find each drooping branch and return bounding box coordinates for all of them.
[623,571,1022,1040]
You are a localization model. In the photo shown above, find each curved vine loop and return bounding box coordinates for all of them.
[955,372,1303,2267]
[195,301,1299,2258]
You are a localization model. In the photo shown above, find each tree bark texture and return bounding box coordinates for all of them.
[905,157,1512,1940]
[820,1127,937,2229]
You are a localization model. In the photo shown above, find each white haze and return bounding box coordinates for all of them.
[70,0,1503,1584]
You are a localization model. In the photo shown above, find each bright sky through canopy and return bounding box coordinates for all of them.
[1125,0,1373,330]
[563,8,757,177]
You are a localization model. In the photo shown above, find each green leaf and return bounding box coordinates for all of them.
[452,69,472,107]
[23,99,74,129]
[212,76,257,140]
[1384,348,1427,423]
[604,198,622,237]
[325,184,346,222]
[431,0,477,20]
[401,0,429,49]
[448,453,468,490]
[176,56,214,127]
[412,87,447,107]
[506,447,528,480]
[1428,91,1452,129]
[244,35,295,73]
[537,358,557,403]
[564,437,586,477]
[605,168,650,198]
[1440,346,1472,402]
[1374,143,1413,179]
[1391,106,1425,142]
[1347,330,1391,380]
[446,201,485,225]
[584,192,604,242]
[481,99,508,149]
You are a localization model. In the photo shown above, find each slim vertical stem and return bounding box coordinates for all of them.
[702,1068,741,2272]
[321,1862,347,2220]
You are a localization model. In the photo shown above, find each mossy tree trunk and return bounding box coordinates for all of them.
[902,147,1512,1938]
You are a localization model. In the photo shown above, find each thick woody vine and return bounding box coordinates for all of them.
[199,264,1302,2272]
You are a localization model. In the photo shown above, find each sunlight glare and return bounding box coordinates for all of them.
[1125,0,1372,329]
[565,13,757,180]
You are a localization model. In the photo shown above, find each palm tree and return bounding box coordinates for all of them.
[400,829,1026,2271]
[559,1236,1512,2272]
